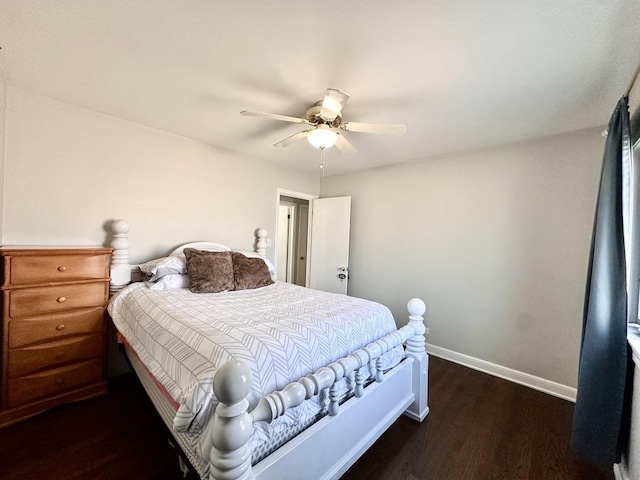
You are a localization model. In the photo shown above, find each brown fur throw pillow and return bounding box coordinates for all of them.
[184,248,234,293]
[231,252,274,290]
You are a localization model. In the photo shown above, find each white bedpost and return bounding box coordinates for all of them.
[110,219,131,295]
[403,298,429,422]
[210,361,254,480]
[255,228,267,258]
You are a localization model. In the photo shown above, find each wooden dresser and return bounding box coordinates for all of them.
[0,247,112,427]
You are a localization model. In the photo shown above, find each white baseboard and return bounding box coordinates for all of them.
[614,463,630,480]
[426,344,577,402]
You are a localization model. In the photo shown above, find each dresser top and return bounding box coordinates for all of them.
[0,247,113,256]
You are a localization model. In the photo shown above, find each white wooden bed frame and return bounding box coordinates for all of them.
[108,219,429,480]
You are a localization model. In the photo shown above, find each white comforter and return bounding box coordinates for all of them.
[108,281,404,466]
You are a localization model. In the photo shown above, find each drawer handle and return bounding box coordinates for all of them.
[55,324,66,331]
[57,296,66,303]
[55,351,65,359]
[56,378,64,386]
[57,266,67,272]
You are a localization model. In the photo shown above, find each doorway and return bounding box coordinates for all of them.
[277,192,314,286]
[276,189,352,294]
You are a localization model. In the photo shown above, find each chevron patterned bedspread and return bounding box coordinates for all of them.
[108,281,404,464]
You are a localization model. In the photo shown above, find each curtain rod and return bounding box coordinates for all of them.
[601,63,640,137]
[625,62,640,97]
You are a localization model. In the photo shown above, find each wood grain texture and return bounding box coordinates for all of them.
[0,248,111,425]
[0,374,178,480]
[0,357,614,480]
[343,356,613,480]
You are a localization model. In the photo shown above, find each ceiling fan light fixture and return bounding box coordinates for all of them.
[307,126,338,149]
[321,98,342,118]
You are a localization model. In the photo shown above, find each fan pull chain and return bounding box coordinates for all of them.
[320,146,326,181]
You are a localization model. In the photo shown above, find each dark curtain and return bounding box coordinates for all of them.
[571,96,632,464]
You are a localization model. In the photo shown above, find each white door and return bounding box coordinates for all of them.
[309,196,351,294]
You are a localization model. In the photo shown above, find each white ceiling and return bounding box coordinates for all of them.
[1,1,639,176]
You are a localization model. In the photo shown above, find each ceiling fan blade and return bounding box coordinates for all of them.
[342,121,406,136]
[334,133,357,154]
[320,88,350,121]
[241,110,311,125]
[273,130,311,148]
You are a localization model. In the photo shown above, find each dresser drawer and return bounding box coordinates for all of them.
[6,254,109,286]
[9,307,105,348]
[8,282,108,318]
[0,247,111,425]
[8,334,104,378]
[7,359,103,408]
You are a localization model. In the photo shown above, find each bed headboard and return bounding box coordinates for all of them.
[108,220,268,295]
[168,242,231,256]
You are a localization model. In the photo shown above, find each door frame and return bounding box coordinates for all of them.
[277,202,296,282]
[275,188,318,287]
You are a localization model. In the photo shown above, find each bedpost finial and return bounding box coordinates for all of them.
[255,228,268,257]
[405,297,429,421]
[112,219,130,235]
[407,298,426,317]
[210,360,253,479]
[213,360,252,405]
[110,219,131,295]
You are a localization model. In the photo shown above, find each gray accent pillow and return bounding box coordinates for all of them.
[184,248,234,293]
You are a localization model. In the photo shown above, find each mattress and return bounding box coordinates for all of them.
[124,342,209,477]
[108,281,404,475]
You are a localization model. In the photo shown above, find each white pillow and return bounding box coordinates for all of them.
[147,273,190,291]
[138,254,186,281]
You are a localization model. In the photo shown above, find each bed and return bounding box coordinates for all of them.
[107,220,429,480]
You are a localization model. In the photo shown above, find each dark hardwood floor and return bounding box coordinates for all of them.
[0,356,613,480]
[343,357,613,480]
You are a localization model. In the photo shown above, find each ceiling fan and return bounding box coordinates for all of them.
[240,88,406,154]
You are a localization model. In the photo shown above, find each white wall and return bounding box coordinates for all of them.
[1,85,606,389]
[320,128,604,389]
[3,87,320,377]
[3,87,319,261]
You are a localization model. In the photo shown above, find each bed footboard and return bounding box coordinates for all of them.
[209,298,428,480]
